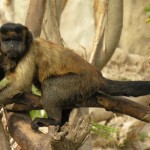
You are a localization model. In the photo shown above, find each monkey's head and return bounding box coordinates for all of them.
[0,23,33,62]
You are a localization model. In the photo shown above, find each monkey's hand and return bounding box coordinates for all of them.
[0,84,23,105]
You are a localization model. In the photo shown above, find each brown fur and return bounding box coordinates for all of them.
[33,38,102,82]
[5,37,103,94]
[1,23,150,129]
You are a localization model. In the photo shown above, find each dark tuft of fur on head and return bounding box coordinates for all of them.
[0,23,26,34]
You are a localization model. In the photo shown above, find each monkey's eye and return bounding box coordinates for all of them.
[13,37,22,41]
[2,39,11,42]
[2,38,22,42]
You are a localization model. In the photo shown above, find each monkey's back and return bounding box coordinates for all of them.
[34,38,102,82]
[30,38,107,98]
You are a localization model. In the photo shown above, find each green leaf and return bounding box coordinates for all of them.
[91,122,119,140]
[30,110,47,120]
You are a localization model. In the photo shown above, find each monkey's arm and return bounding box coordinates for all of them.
[0,50,35,105]
[0,84,25,105]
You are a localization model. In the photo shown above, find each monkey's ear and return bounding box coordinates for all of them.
[26,30,33,44]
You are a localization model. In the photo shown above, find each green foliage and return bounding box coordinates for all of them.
[91,122,119,140]
[139,132,149,142]
[30,110,47,120]
[144,4,150,23]
[30,85,47,120]
[0,78,8,87]
[32,85,41,95]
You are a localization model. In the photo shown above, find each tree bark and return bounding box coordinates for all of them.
[55,0,68,26]
[6,112,90,150]
[90,0,123,70]
[5,93,150,123]
[25,0,47,37]
[0,111,10,150]
[41,0,62,44]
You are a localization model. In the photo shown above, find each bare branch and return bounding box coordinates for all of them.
[42,0,62,44]
[25,0,47,37]
[56,0,68,26]
[97,94,150,122]
[5,93,150,123]
[90,0,123,70]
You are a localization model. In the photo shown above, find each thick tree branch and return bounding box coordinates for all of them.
[97,94,150,122]
[5,93,150,123]
[90,0,123,70]
[6,112,90,150]
[50,115,91,150]
[56,0,68,26]
[25,0,47,37]
[42,0,63,44]
[6,112,52,150]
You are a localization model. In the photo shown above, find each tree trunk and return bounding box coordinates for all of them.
[90,0,123,70]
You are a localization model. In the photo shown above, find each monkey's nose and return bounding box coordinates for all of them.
[9,44,14,50]
[8,41,15,50]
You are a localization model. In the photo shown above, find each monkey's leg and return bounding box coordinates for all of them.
[31,73,89,130]
[31,82,63,130]
[31,107,72,130]
[31,101,62,130]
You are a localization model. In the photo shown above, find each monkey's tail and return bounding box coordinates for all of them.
[102,78,150,97]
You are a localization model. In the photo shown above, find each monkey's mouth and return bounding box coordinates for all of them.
[7,51,19,59]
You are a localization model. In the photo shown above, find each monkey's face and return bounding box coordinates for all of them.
[0,35,25,60]
[0,23,33,61]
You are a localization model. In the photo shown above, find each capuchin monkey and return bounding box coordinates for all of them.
[0,22,150,129]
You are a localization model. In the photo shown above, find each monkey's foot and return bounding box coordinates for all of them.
[31,117,60,130]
